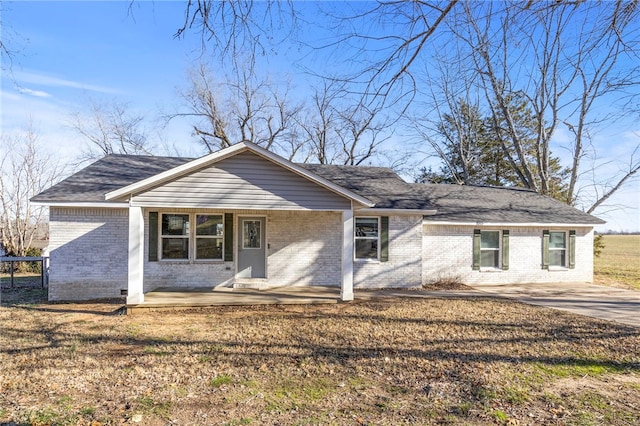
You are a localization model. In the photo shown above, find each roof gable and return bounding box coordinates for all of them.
[105,141,373,207]
[129,151,353,210]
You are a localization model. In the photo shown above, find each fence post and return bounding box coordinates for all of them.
[10,261,14,289]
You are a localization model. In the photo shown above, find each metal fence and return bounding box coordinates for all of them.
[0,256,49,288]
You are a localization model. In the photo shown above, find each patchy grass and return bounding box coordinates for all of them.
[1,291,639,425]
[595,234,640,290]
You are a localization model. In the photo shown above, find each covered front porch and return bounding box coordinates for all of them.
[127,285,343,314]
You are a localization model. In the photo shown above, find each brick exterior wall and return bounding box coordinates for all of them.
[47,207,597,301]
[48,207,129,301]
[354,215,423,289]
[142,209,343,291]
[422,224,595,285]
[267,210,342,287]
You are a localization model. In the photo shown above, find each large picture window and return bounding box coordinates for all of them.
[355,217,379,260]
[159,213,224,261]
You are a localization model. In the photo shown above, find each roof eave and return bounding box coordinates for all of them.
[422,219,604,227]
[30,201,130,208]
[355,208,437,215]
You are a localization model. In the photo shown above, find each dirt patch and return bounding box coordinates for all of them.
[422,282,472,291]
[1,291,639,425]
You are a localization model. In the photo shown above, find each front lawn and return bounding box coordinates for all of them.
[1,290,638,425]
[595,235,640,290]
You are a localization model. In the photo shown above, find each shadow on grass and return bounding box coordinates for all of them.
[2,304,639,374]
[1,287,125,316]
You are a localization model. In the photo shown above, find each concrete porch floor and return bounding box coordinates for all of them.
[127,286,343,314]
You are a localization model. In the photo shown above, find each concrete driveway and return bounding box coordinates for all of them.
[471,282,640,328]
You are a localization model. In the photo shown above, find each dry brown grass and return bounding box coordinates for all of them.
[595,235,640,290]
[1,289,639,425]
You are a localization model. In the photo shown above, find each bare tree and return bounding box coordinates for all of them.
[172,63,304,158]
[70,99,153,161]
[416,0,639,210]
[0,125,64,258]
[297,81,390,165]
[175,1,297,72]
[174,0,639,211]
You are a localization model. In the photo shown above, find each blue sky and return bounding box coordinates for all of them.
[2,1,639,232]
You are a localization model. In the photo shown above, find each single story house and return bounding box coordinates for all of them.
[31,141,605,304]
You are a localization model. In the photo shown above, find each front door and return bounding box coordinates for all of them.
[237,217,266,278]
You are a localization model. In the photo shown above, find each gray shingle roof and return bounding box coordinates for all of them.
[32,153,604,225]
[32,155,192,203]
[411,183,604,225]
[297,163,431,210]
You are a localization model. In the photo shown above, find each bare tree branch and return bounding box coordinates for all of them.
[70,99,152,161]
[0,124,65,258]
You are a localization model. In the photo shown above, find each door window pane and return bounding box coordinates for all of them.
[243,220,261,249]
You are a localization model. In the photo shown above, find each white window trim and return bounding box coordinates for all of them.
[548,230,568,269]
[160,212,190,261]
[479,230,502,271]
[354,216,380,262]
[158,212,225,262]
[194,214,224,261]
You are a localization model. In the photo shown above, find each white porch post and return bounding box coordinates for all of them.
[341,209,354,301]
[127,206,145,305]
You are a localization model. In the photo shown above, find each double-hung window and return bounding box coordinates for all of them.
[355,217,379,260]
[548,231,567,267]
[542,229,576,269]
[473,229,509,271]
[195,215,224,260]
[480,230,500,269]
[159,213,224,261]
[161,214,190,259]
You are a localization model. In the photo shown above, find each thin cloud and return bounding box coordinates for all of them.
[14,70,121,94]
[17,86,52,98]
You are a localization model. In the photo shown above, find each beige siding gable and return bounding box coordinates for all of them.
[131,151,351,210]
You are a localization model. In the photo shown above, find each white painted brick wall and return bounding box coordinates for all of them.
[354,215,423,289]
[267,211,342,287]
[422,225,595,285]
[143,208,235,291]
[142,209,342,290]
[48,207,129,301]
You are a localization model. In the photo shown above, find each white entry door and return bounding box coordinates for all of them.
[237,217,266,278]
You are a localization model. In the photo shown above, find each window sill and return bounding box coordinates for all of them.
[548,266,569,271]
[355,258,381,264]
[479,267,502,272]
[157,259,226,264]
